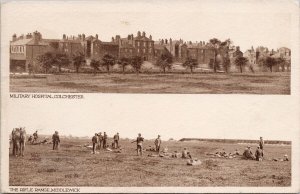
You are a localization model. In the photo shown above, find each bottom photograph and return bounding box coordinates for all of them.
[9,128,291,187]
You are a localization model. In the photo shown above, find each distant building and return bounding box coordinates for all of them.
[10,31,60,72]
[113,31,154,61]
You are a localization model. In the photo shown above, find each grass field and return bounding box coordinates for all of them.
[10,72,290,94]
[9,138,291,187]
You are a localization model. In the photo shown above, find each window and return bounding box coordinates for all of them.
[149,50,151,54]
[137,49,140,53]
[137,42,140,46]
[144,42,146,46]
[149,43,152,48]
[143,49,146,53]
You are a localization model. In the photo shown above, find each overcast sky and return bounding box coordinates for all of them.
[1,0,294,52]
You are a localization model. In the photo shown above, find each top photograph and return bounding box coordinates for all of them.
[7,1,291,94]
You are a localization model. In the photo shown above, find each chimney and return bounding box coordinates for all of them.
[63,34,66,40]
[82,34,85,41]
[116,35,120,42]
[12,34,17,42]
[95,34,98,40]
[19,34,24,40]
[149,35,152,40]
[165,39,168,44]
[142,31,146,37]
[236,46,240,51]
[128,35,131,40]
[33,31,41,45]
[131,34,134,40]
[137,31,141,37]
[169,38,172,45]
[78,34,82,40]
[112,37,115,42]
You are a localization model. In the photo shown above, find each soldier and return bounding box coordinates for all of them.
[98,132,103,150]
[113,133,120,149]
[182,148,188,158]
[243,146,255,160]
[131,133,144,156]
[52,131,60,150]
[92,133,98,154]
[103,132,108,149]
[33,130,38,142]
[255,146,263,161]
[154,135,162,153]
[259,137,264,156]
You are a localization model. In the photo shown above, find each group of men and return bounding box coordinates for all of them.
[243,137,264,161]
[92,132,120,154]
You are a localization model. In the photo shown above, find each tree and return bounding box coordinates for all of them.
[182,57,198,73]
[275,57,286,72]
[209,38,221,73]
[234,56,248,73]
[72,52,86,73]
[259,56,277,72]
[101,54,115,74]
[155,52,173,73]
[130,56,143,75]
[55,53,70,73]
[35,52,55,73]
[219,39,233,73]
[118,57,130,74]
[90,59,101,75]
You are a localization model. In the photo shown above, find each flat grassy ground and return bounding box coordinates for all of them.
[9,72,290,94]
[9,138,291,187]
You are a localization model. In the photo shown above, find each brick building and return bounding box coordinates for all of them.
[10,31,60,72]
[113,31,154,61]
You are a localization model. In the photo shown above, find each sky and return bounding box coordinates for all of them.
[1,0,294,52]
[2,0,299,141]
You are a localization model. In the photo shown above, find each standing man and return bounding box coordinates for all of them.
[98,132,103,150]
[132,133,144,156]
[92,133,98,154]
[52,131,60,150]
[259,137,264,157]
[103,132,108,149]
[113,133,120,149]
[154,135,162,153]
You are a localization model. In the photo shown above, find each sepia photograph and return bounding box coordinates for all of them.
[1,0,300,193]
[7,1,292,94]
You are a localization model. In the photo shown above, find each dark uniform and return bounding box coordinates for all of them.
[132,134,144,156]
[33,131,38,142]
[243,147,255,160]
[103,132,107,148]
[255,147,263,161]
[92,133,98,154]
[52,131,60,150]
[113,133,119,149]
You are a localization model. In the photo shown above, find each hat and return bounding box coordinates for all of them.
[247,146,251,148]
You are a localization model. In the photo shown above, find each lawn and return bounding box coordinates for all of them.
[9,138,291,187]
[9,72,290,94]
